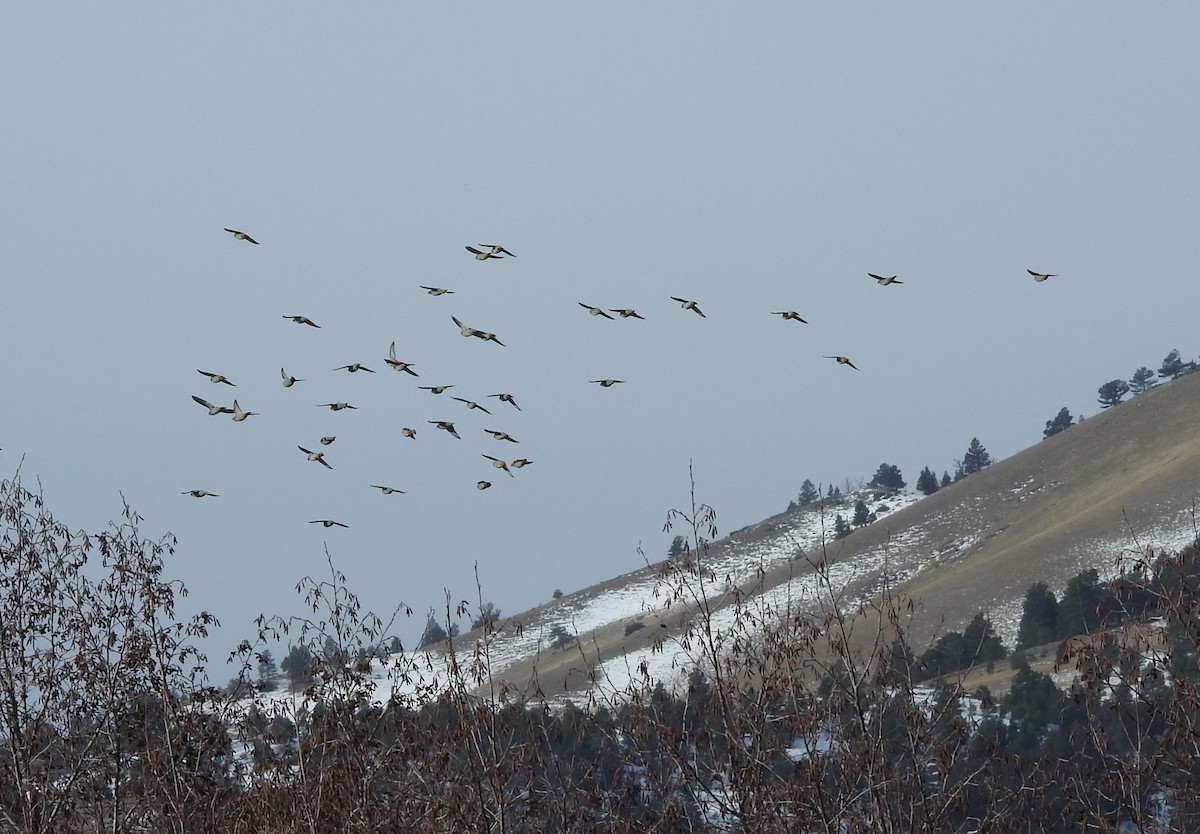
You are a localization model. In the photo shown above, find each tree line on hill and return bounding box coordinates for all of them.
[788,347,1197,514]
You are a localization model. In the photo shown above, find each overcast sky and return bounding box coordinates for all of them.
[3,5,1197,666]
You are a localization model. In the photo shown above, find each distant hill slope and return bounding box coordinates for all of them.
[433,371,1200,702]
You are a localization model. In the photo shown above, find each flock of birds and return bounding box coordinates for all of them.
[186,229,1058,527]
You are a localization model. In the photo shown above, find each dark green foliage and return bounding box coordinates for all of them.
[851,499,870,526]
[916,466,939,495]
[470,601,502,631]
[868,463,905,490]
[552,588,563,599]
[797,479,819,505]
[917,613,1006,680]
[1017,582,1059,649]
[547,623,575,650]
[1056,568,1114,638]
[1042,406,1073,438]
[1097,378,1130,408]
[1158,348,1192,379]
[668,534,685,558]
[417,613,457,648]
[281,643,314,684]
[1128,366,1156,394]
[940,470,952,488]
[962,437,991,475]
[833,513,850,539]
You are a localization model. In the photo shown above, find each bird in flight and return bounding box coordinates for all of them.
[579,303,615,320]
[590,379,625,388]
[452,397,492,415]
[192,395,233,416]
[283,315,320,328]
[401,427,417,439]
[224,228,259,245]
[231,400,258,421]
[309,519,348,528]
[466,245,505,261]
[823,355,860,370]
[483,454,514,477]
[385,342,418,376]
[319,436,336,446]
[429,421,461,439]
[671,296,706,317]
[452,316,483,338]
[319,402,358,411]
[869,273,903,286]
[771,311,808,323]
[419,286,454,296]
[420,384,454,395]
[488,392,521,410]
[484,429,519,443]
[479,243,516,257]
[182,489,219,498]
[197,369,235,386]
[1027,269,1056,282]
[510,458,533,469]
[609,308,645,319]
[371,484,405,495]
[335,363,375,374]
[298,446,333,469]
[281,368,304,387]
[476,480,493,490]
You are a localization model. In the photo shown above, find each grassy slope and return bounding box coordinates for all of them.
[470,371,1200,700]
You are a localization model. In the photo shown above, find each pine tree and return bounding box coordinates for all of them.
[668,535,686,559]
[868,463,905,491]
[940,471,952,488]
[1017,582,1059,650]
[1158,348,1185,380]
[1042,406,1074,438]
[797,479,819,505]
[833,514,851,539]
[852,499,870,526]
[1097,379,1130,408]
[962,438,991,475]
[916,466,939,495]
[1128,366,1156,395]
[471,601,502,631]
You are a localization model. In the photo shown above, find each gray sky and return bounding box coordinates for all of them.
[3,6,1197,664]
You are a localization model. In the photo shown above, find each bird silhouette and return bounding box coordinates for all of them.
[869,273,903,286]
[283,315,320,328]
[192,395,233,416]
[371,485,405,495]
[224,228,259,244]
[429,421,461,439]
[590,379,625,387]
[771,311,808,323]
[385,342,418,376]
[579,303,615,319]
[452,397,492,415]
[280,368,304,387]
[1027,269,1056,282]
[419,285,454,296]
[309,519,348,528]
[182,490,219,498]
[197,369,236,386]
[488,393,521,410]
[671,296,706,317]
[231,400,258,421]
[298,446,333,469]
[823,355,860,370]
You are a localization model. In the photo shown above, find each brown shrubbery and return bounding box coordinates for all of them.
[1,471,1198,832]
